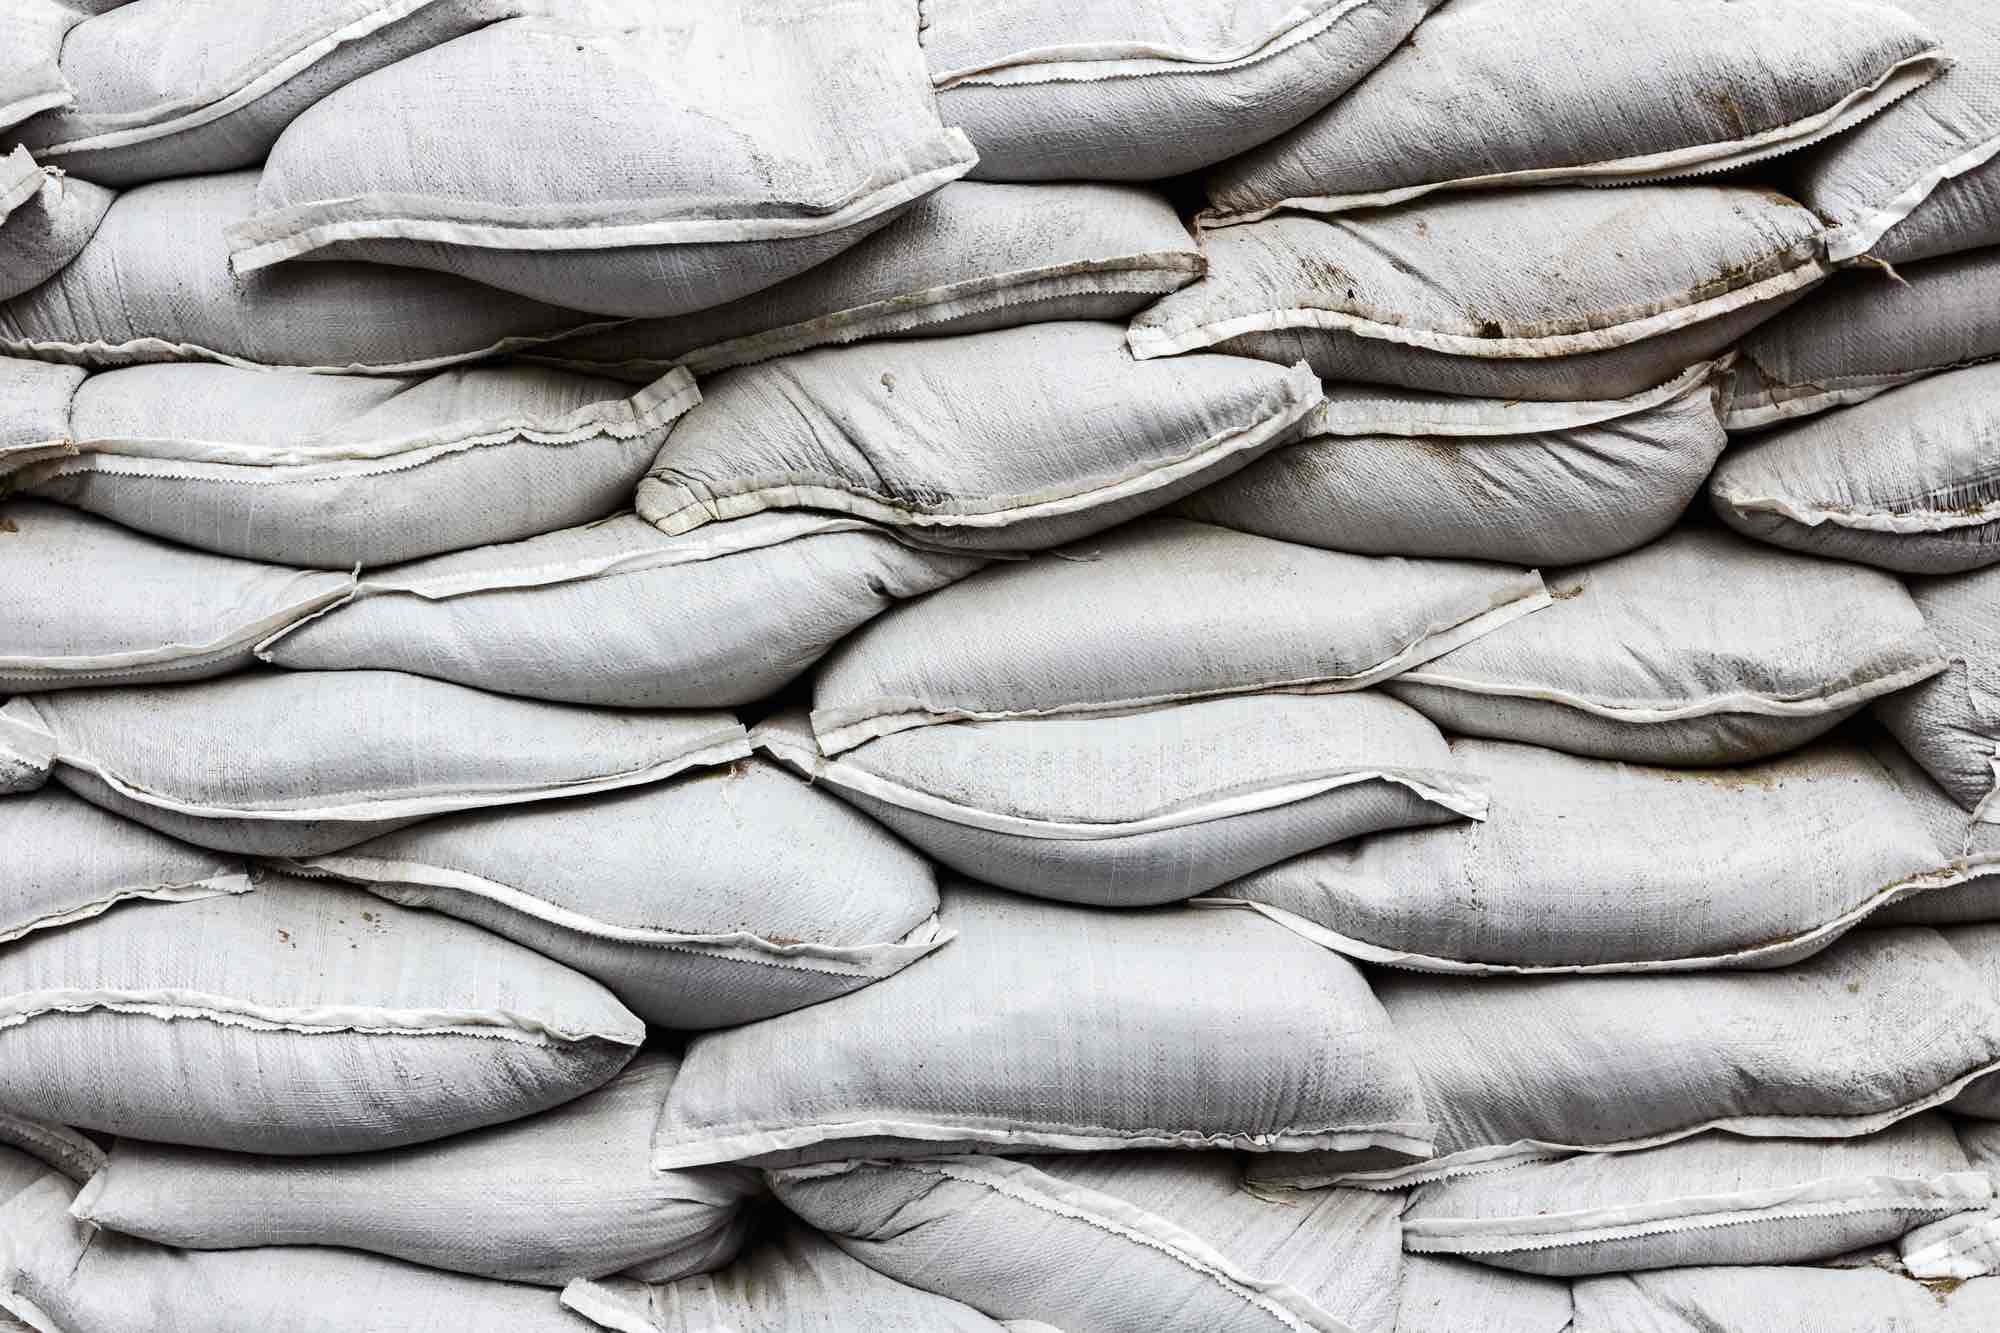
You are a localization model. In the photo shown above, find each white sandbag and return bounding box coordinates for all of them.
[10,0,514,187]
[561,1224,1028,1333]
[1393,1258,1573,1333]
[3,672,747,856]
[1249,926,2000,1190]
[770,1151,1403,1333]
[1403,1114,1988,1276]
[1382,528,1946,764]
[5,786,250,944]
[756,695,1486,908]
[1711,360,2000,574]
[0,1112,102,1187]
[529,181,1203,380]
[1175,360,1730,566]
[1204,0,1945,221]
[20,363,699,568]
[69,1053,759,1286]
[257,513,985,707]
[0,357,83,478]
[287,757,948,1030]
[0,706,54,795]
[653,883,1431,1169]
[1944,925,2000,1118]
[1863,726,2000,927]
[1876,566,2000,820]
[1569,1261,2000,1332]
[227,2,978,318]
[1129,185,1829,400]
[1214,735,1966,973]
[636,323,1319,553]
[0,870,641,1154]
[0,4,82,131]
[0,172,608,373]
[0,147,111,302]
[1723,246,2000,429]
[0,500,355,691]
[810,516,1550,754]
[920,0,1438,182]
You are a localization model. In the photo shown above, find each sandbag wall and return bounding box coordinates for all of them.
[2,0,2000,1328]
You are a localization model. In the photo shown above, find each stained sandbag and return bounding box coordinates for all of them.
[1568,1261,2000,1333]
[810,516,1550,754]
[756,695,1486,908]
[1175,360,1730,566]
[1129,185,1829,400]
[70,1054,759,1286]
[770,1152,1403,1333]
[0,500,356,691]
[1875,565,2000,821]
[10,0,515,187]
[1215,735,1966,973]
[257,513,985,708]
[286,757,949,1030]
[3,672,748,856]
[1382,528,1946,764]
[920,0,1438,182]
[0,147,111,302]
[20,363,699,568]
[0,871,641,1154]
[227,2,978,318]
[636,323,1321,553]
[1711,360,2000,574]
[1402,1114,1988,1276]
[0,172,607,372]
[529,181,1203,380]
[0,356,83,478]
[653,883,1431,1170]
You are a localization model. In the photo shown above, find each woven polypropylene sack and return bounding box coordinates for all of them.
[0,357,84,479]
[1568,1262,2000,1333]
[0,147,111,301]
[0,3,83,131]
[1393,1257,1573,1333]
[1875,565,2000,821]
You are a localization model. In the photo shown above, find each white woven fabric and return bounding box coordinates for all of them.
[0,148,111,302]
[0,357,84,478]
[0,4,81,132]
[1876,565,2000,821]
[1392,1258,1572,1333]
[1569,1261,2000,1332]
[1942,924,2000,1118]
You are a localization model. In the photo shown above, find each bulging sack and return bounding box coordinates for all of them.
[1568,1261,2000,1333]
[21,363,699,568]
[652,883,1432,1169]
[1175,360,1730,567]
[0,356,84,478]
[70,1054,760,1286]
[257,513,985,708]
[1214,734,1968,973]
[1396,1257,1573,1333]
[1129,185,1829,401]
[226,1,978,318]
[3,672,748,855]
[530,181,1203,380]
[920,0,1438,183]
[0,147,111,302]
[287,757,949,1030]
[1875,565,2000,821]
[0,3,84,131]
[636,322,1322,553]
[1205,0,1943,222]
[810,516,1550,754]
[1943,924,2000,1118]
[755,694,1487,908]
[1711,359,2000,574]
[0,871,642,1154]
[1382,528,1946,764]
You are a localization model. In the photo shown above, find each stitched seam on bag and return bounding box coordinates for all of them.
[1406,1197,1980,1256]
[1389,657,1950,719]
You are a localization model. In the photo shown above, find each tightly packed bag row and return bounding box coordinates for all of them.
[6,0,2000,1329]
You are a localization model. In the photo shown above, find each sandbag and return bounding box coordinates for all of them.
[529,181,1203,380]
[0,147,111,302]
[653,883,1431,1169]
[0,172,607,372]
[1215,735,1966,973]
[0,704,54,795]
[0,356,83,478]
[1382,528,1946,764]
[20,363,699,568]
[756,695,1486,908]
[1129,185,1829,400]
[5,785,250,944]
[0,3,83,131]
[0,500,356,691]
[1944,925,2000,1119]
[1568,1262,2000,1333]
[810,516,1550,754]
[1206,0,1942,221]
[10,0,514,187]
[286,757,948,1030]
[1394,1258,1572,1333]
[1249,926,2000,1189]
[69,1054,759,1286]
[1723,246,2000,429]
[0,870,641,1154]
[770,1151,1403,1333]
[636,323,1319,553]
[1875,565,2000,821]
[1175,360,1729,566]
[1711,359,2000,574]
[257,513,985,707]
[1403,1114,1988,1276]
[227,2,978,318]
[0,1112,103,1187]
[920,0,1438,182]
[3,672,748,855]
